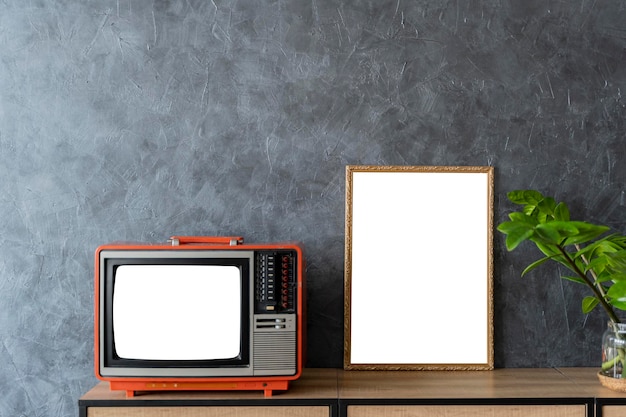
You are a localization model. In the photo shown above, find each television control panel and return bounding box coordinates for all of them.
[255,250,297,313]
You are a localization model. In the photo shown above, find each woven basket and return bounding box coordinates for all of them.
[598,372,626,392]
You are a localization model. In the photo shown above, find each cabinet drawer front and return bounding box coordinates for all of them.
[347,405,586,417]
[88,406,329,417]
[603,406,626,417]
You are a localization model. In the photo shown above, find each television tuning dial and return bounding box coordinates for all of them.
[256,251,296,313]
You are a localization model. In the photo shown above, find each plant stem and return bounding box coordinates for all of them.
[602,355,620,372]
[575,243,609,301]
[556,245,621,324]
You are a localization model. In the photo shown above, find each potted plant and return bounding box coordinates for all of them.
[497,190,626,390]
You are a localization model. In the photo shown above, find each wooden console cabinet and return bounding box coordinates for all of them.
[78,368,626,417]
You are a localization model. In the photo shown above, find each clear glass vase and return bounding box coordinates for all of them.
[601,321,626,378]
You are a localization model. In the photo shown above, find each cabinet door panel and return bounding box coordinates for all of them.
[88,406,329,417]
[347,405,586,417]
[603,406,626,417]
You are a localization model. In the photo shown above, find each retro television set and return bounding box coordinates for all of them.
[94,236,305,397]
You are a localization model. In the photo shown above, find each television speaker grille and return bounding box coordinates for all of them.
[253,331,296,374]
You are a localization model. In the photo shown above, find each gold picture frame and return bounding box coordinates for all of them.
[344,165,494,370]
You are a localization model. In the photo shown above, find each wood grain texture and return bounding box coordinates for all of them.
[338,368,583,399]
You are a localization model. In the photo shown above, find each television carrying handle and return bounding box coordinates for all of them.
[168,236,244,246]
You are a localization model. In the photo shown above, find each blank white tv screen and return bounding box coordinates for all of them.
[113,264,242,361]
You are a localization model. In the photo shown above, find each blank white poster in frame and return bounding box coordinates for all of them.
[344,165,494,370]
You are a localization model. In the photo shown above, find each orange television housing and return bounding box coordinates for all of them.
[94,236,305,397]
